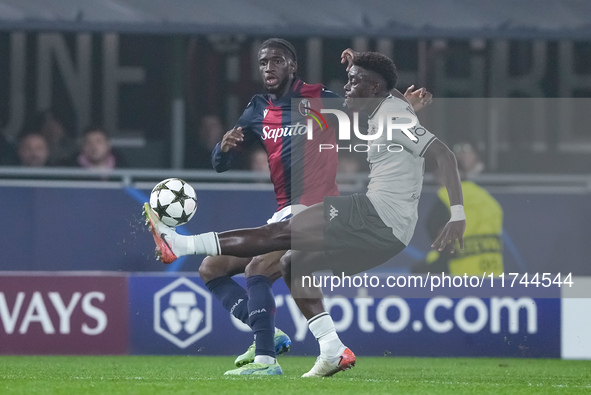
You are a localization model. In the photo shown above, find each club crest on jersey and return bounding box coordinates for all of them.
[298,99,311,116]
[296,99,329,133]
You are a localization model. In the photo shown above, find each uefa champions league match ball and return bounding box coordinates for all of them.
[149,178,198,227]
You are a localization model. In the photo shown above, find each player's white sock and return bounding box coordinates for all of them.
[253,355,276,364]
[308,312,346,360]
[172,232,220,256]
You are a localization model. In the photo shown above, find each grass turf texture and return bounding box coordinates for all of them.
[1,356,590,394]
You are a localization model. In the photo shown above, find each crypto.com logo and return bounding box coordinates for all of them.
[153,277,212,348]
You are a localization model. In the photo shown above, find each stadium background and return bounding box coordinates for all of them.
[0,0,590,362]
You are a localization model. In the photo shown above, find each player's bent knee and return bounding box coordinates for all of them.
[280,252,292,277]
[245,255,281,280]
[199,256,238,283]
[198,257,216,282]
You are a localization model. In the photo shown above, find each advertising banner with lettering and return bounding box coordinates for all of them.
[0,273,567,357]
[0,275,128,355]
[128,275,560,358]
[128,275,282,355]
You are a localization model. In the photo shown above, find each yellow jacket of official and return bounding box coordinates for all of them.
[433,181,504,276]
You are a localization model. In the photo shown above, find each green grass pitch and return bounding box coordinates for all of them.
[1,356,590,394]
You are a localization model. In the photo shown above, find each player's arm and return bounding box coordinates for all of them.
[211,127,242,172]
[391,87,433,113]
[403,85,433,112]
[340,48,432,112]
[340,47,357,72]
[211,126,258,172]
[423,139,466,253]
[211,98,257,172]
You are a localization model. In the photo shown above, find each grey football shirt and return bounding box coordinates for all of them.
[365,95,436,245]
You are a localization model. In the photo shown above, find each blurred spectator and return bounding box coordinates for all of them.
[17,132,50,167]
[200,115,226,152]
[186,115,242,169]
[249,147,270,172]
[452,142,485,179]
[64,126,126,169]
[33,109,76,166]
[0,117,18,165]
[412,142,503,275]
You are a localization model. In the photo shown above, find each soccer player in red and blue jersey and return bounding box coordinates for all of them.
[200,38,341,375]
[149,39,432,376]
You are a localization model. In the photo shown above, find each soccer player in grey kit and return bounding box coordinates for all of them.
[146,49,453,377]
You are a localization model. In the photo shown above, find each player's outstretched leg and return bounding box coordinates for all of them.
[143,203,220,263]
[144,202,328,261]
[144,202,178,263]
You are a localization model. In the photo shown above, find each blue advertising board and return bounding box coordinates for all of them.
[0,186,275,272]
[1,184,589,276]
[128,274,560,358]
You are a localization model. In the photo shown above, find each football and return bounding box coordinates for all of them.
[149,178,198,227]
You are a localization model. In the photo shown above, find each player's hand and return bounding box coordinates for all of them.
[432,220,465,253]
[220,127,244,152]
[404,85,433,112]
[340,48,359,72]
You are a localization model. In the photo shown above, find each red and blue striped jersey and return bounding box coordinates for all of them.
[212,79,340,211]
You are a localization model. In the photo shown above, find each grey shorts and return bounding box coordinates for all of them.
[323,194,406,256]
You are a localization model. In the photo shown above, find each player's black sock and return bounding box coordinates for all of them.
[246,275,276,359]
[205,276,249,325]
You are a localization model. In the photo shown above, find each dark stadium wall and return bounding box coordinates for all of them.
[2,32,591,172]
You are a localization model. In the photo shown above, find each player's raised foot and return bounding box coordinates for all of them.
[234,328,292,367]
[224,362,283,376]
[143,202,178,264]
[301,347,356,378]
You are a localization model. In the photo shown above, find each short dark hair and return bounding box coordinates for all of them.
[352,52,398,91]
[259,38,297,62]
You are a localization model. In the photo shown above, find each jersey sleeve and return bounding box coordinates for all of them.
[210,142,235,172]
[320,88,344,108]
[235,96,257,130]
[321,87,341,100]
[211,97,257,172]
[319,88,344,130]
[386,99,437,158]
